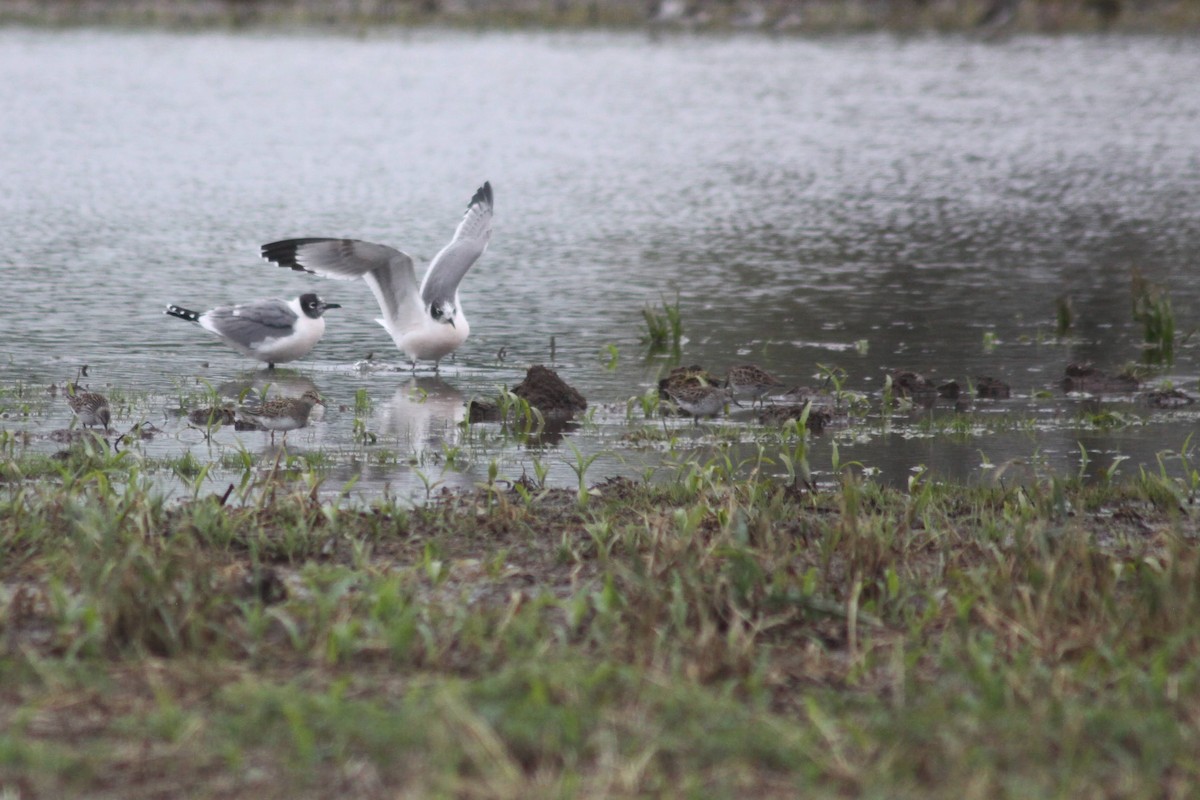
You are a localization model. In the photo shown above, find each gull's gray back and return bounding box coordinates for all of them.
[205,299,298,346]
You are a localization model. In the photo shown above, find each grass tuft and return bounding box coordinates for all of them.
[1132,268,1176,365]
[640,295,683,354]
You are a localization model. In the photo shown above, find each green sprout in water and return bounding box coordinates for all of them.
[496,388,545,438]
[1131,268,1175,365]
[1055,294,1074,337]
[602,344,620,370]
[354,387,372,416]
[640,294,683,354]
[565,441,602,508]
[815,363,855,409]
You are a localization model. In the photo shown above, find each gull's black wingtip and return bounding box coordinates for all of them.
[470,181,493,210]
[261,238,316,273]
[164,304,200,322]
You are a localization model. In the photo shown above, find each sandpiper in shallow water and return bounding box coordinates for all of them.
[66,382,111,431]
[165,293,339,368]
[664,384,733,424]
[260,182,493,371]
[239,389,323,443]
[724,364,785,408]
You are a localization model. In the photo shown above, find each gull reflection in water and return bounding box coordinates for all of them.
[375,377,467,460]
[217,370,320,405]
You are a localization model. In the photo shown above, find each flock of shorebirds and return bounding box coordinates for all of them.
[64,373,328,443]
[65,361,790,442]
[658,363,788,423]
[61,177,795,440]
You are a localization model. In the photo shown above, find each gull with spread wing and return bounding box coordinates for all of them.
[261,182,493,371]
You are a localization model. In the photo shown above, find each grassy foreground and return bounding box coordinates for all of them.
[2,443,1199,798]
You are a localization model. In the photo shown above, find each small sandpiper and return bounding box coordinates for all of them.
[723,364,785,408]
[66,382,111,431]
[239,389,323,443]
[664,384,733,424]
[657,364,720,399]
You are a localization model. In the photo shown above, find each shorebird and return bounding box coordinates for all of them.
[238,389,324,444]
[66,382,111,431]
[165,294,339,368]
[261,182,493,371]
[664,384,733,424]
[723,364,785,408]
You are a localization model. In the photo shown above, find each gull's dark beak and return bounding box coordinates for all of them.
[448,318,456,328]
[322,302,341,310]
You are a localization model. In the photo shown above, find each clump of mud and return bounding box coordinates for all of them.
[1145,388,1195,408]
[513,365,588,422]
[975,376,1011,399]
[935,380,962,399]
[467,398,500,423]
[48,428,109,445]
[187,406,236,426]
[1062,363,1140,393]
[889,370,938,400]
[469,366,588,426]
[757,403,841,433]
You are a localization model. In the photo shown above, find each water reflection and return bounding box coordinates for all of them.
[215,369,321,403]
[375,377,466,457]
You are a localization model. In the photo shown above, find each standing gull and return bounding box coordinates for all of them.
[165,293,339,368]
[260,182,493,370]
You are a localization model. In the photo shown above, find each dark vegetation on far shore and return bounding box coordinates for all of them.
[2,0,1200,33]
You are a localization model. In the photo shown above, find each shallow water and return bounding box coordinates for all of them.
[2,28,1200,499]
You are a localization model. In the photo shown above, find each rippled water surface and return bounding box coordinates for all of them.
[3,28,1200,498]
